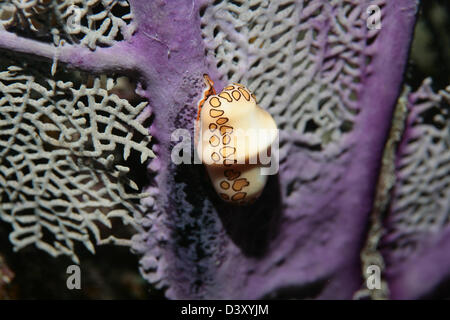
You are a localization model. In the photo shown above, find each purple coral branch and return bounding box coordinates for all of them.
[0,0,422,299]
[0,30,140,74]
[382,79,450,299]
[130,0,419,299]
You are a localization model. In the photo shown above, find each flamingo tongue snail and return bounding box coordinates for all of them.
[195,75,278,205]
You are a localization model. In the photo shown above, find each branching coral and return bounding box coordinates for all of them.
[131,0,418,299]
[0,0,431,300]
[0,57,153,263]
[0,0,135,49]
[380,79,450,299]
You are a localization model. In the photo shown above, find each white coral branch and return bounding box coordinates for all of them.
[0,64,154,263]
[0,30,138,73]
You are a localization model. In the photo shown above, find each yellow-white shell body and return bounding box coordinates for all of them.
[196,81,278,205]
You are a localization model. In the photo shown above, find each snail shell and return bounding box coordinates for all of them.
[196,76,278,205]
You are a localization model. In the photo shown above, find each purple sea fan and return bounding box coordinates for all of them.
[0,0,421,299]
[0,0,153,263]
[381,79,450,299]
[130,0,419,299]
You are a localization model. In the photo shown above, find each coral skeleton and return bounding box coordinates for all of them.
[0,0,135,49]
[0,58,153,263]
[381,79,450,299]
[1,0,448,300]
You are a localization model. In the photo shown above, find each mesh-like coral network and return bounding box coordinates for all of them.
[0,0,429,299]
[0,0,134,49]
[0,58,153,263]
[201,0,384,152]
[382,79,450,264]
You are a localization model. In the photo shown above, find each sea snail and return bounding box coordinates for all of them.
[195,75,278,205]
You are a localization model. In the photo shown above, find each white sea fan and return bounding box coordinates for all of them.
[0,0,135,49]
[0,62,154,263]
[383,79,450,262]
